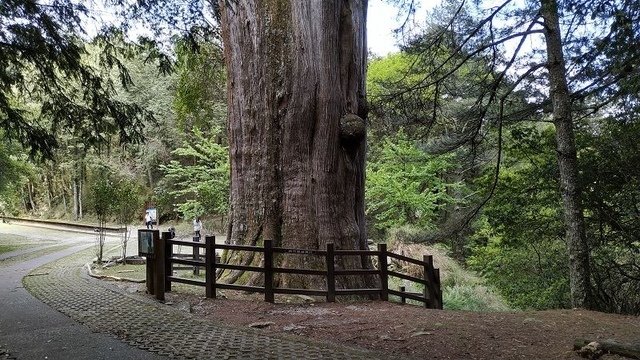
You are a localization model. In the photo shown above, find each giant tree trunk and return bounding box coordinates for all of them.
[219,0,372,290]
[541,0,592,309]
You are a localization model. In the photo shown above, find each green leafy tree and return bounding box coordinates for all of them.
[113,178,143,264]
[468,125,570,309]
[105,42,179,193]
[470,120,640,314]
[384,0,640,309]
[174,41,226,135]
[0,134,23,198]
[366,131,459,232]
[0,134,32,215]
[469,236,570,310]
[576,119,640,314]
[88,166,116,264]
[367,48,499,256]
[0,1,154,158]
[160,127,229,220]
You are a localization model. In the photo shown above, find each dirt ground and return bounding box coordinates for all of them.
[155,289,640,360]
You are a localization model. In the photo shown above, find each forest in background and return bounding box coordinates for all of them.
[1,0,639,314]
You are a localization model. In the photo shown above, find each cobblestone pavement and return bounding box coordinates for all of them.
[24,250,378,360]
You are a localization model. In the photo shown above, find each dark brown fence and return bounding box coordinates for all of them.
[152,232,442,309]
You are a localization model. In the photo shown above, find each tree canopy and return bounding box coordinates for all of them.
[0,0,158,158]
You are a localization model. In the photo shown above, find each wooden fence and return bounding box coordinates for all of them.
[150,231,442,309]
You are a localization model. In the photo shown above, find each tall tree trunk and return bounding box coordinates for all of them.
[541,0,592,309]
[62,187,67,214]
[45,171,53,209]
[28,181,36,212]
[72,145,80,221]
[147,167,154,190]
[21,187,28,212]
[78,172,83,219]
[73,179,80,221]
[60,169,68,214]
[220,0,372,290]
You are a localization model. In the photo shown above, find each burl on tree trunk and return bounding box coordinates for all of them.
[219,0,375,290]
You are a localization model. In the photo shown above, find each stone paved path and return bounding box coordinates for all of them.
[23,249,377,359]
[0,243,165,360]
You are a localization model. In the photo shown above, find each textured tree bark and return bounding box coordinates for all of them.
[541,0,592,309]
[72,145,83,221]
[27,182,36,211]
[44,172,52,208]
[62,187,67,214]
[72,179,79,221]
[147,167,154,190]
[20,187,27,211]
[78,170,83,219]
[219,0,373,290]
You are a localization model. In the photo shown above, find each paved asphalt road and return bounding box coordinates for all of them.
[0,224,165,360]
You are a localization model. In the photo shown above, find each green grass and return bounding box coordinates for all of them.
[0,244,21,254]
[443,284,512,311]
[0,233,57,256]
[0,243,75,268]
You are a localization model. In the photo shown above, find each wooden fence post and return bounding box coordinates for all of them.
[193,236,200,275]
[326,243,335,302]
[146,253,154,296]
[423,255,438,309]
[264,239,274,303]
[145,230,159,295]
[434,268,443,310]
[154,232,168,301]
[205,235,215,299]
[165,234,172,292]
[378,243,388,301]
[400,285,406,304]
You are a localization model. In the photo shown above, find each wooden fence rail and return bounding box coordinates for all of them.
[151,231,442,309]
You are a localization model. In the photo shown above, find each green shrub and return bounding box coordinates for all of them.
[468,237,571,310]
[366,131,459,231]
[444,284,511,311]
[386,229,511,311]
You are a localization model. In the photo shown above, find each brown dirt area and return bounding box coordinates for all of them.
[158,290,640,360]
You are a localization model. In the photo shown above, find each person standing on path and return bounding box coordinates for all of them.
[193,217,203,239]
[145,211,153,229]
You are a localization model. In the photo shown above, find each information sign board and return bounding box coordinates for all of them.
[138,229,155,256]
